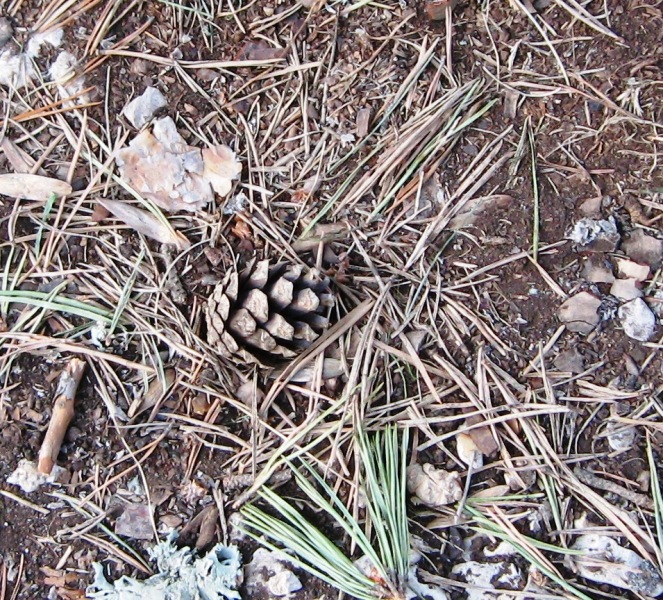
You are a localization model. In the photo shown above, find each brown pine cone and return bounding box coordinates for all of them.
[206,259,334,362]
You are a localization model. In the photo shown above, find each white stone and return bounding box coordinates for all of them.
[123,86,168,129]
[245,548,301,598]
[610,278,642,301]
[267,570,302,596]
[605,421,637,452]
[618,298,656,341]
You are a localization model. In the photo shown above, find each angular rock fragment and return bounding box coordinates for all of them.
[558,292,602,334]
[622,229,663,268]
[610,278,642,302]
[116,117,241,212]
[615,257,650,282]
[581,256,615,284]
[618,297,656,341]
[123,86,168,129]
[567,217,620,253]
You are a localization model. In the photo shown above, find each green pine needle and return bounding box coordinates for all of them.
[240,425,410,600]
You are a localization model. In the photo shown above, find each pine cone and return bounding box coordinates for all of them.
[206,259,334,362]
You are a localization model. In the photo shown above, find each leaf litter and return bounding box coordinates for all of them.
[0,0,662,599]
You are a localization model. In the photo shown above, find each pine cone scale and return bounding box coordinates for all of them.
[206,259,333,363]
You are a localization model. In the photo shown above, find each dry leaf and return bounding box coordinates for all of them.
[426,0,458,20]
[0,138,45,174]
[231,218,252,240]
[128,368,176,419]
[99,198,191,251]
[0,173,72,201]
[291,175,321,203]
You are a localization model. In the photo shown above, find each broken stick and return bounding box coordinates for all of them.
[37,357,86,475]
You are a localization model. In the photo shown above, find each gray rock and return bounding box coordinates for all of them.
[567,217,620,253]
[622,229,663,268]
[558,292,602,334]
[0,17,12,48]
[123,86,168,129]
[618,298,656,341]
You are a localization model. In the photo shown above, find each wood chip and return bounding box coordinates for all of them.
[356,108,371,137]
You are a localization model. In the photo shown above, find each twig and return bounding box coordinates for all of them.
[573,467,655,511]
[37,358,85,475]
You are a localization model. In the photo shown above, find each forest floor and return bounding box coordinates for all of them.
[0,0,662,598]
